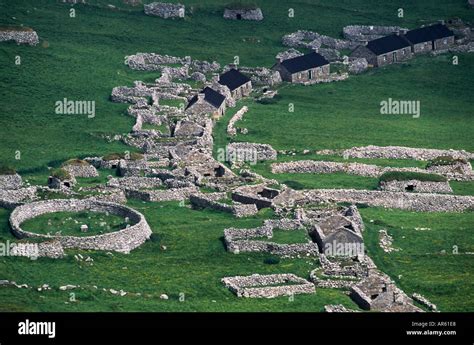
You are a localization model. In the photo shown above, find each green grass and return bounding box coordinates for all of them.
[21,211,129,236]
[1,0,474,312]
[269,228,310,244]
[379,171,447,182]
[361,207,474,312]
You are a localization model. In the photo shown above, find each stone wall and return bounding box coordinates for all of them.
[223,8,263,21]
[0,174,23,190]
[341,145,474,161]
[221,273,315,298]
[62,163,99,178]
[125,186,198,202]
[9,199,152,254]
[303,189,474,212]
[227,106,248,136]
[144,2,185,18]
[0,30,39,46]
[379,180,453,194]
[0,187,37,209]
[343,25,408,43]
[10,240,65,259]
[226,142,277,163]
[189,193,258,218]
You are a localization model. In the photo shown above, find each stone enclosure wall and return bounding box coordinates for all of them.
[223,8,263,21]
[144,2,185,18]
[9,199,152,254]
[0,30,39,46]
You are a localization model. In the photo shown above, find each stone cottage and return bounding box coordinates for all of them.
[404,23,455,54]
[272,52,330,83]
[185,87,226,118]
[310,215,364,256]
[218,69,252,100]
[351,33,413,67]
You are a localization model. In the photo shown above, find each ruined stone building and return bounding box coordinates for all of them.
[185,87,226,118]
[404,23,455,54]
[351,33,413,67]
[272,52,330,83]
[218,69,252,100]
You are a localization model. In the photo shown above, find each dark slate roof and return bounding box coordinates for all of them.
[218,69,251,91]
[366,34,411,55]
[280,52,329,74]
[186,87,226,110]
[404,23,454,45]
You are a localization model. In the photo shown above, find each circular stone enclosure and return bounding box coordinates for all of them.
[10,199,152,254]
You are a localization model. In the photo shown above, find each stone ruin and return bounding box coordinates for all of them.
[190,192,258,218]
[226,142,277,163]
[0,173,23,190]
[237,66,282,86]
[0,28,39,46]
[282,30,358,51]
[227,106,248,136]
[144,2,185,19]
[342,25,408,43]
[223,219,318,258]
[10,199,152,254]
[62,160,99,178]
[379,179,453,194]
[223,7,263,21]
[221,273,315,298]
[350,271,422,312]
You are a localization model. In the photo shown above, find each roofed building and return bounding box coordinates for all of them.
[351,33,412,67]
[218,69,252,100]
[185,87,226,118]
[404,23,455,54]
[272,52,330,83]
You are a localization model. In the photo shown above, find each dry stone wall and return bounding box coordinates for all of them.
[303,189,474,212]
[221,273,315,298]
[379,180,453,194]
[144,2,185,18]
[0,174,23,190]
[0,30,39,46]
[9,199,152,254]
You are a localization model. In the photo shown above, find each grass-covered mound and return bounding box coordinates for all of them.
[50,168,72,181]
[103,152,143,161]
[62,158,91,167]
[379,171,447,183]
[426,155,468,168]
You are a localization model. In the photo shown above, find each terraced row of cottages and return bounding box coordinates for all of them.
[351,22,455,67]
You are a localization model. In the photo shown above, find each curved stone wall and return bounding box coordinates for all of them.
[9,199,152,254]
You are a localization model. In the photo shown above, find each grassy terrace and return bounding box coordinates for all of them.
[0,0,473,311]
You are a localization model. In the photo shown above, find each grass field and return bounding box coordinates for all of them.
[0,0,473,312]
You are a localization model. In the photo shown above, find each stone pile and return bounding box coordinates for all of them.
[0,29,39,45]
[282,30,357,51]
[237,66,282,86]
[378,229,400,253]
[348,58,368,74]
[221,273,315,298]
[412,293,438,312]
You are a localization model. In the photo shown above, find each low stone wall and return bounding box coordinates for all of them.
[379,180,453,194]
[272,160,471,181]
[303,189,474,212]
[343,25,408,42]
[226,142,277,162]
[10,240,65,259]
[238,66,282,86]
[190,193,258,218]
[144,2,185,18]
[9,199,152,254]
[63,163,99,178]
[282,30,357,51]
[227,106,248,136]
[125,186,198,202]
[221,273,315,298]
[0,30,39,46]
[341,145,474,161]
[0,187,37,209]
[108,176,163,190]
[223,8,263,21]
[0,174,23,190]
[224,221,318,258]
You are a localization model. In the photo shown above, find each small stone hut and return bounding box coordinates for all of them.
[218,69,252,100]
[185,87,226,118]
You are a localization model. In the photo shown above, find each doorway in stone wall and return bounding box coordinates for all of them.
[236,14,242,20]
